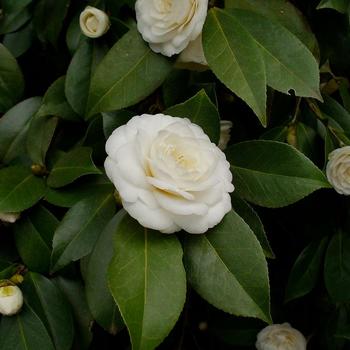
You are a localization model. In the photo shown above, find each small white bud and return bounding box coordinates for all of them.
[79,6,110,39]
[0,285,24,316]
[218,120,233,151]
[0,212,20,223]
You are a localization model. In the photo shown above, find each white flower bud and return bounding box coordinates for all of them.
[256,323,307,350]
[218,120,233,151]
[326,146,350,195]
[79,6,110,39]
[0,285,24,316]
[0,212,20,223]
[177,34,208,66]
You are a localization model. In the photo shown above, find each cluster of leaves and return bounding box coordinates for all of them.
[0,0,350,349]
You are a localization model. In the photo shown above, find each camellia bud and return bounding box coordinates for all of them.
[79,6,110,39]
[218,120,233,151]
[0,212,20,223]
[0,282,24,316]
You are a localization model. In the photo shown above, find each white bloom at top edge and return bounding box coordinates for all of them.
[256,323,307,350]
[135,0,209,57]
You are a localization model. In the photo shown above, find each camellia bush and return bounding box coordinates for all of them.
[1,0,350,349]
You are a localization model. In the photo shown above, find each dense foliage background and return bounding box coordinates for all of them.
[1,0,350,349]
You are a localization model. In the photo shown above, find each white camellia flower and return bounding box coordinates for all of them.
[135,0,209,57]
[105,114,234,234]
[0,284,24,316]
[256,323,307,350]
[80,6,110,38]
[0,212,20,223]
[326,146,350,195]
[218,120,233,151]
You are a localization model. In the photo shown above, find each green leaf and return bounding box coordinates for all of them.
[0,304,55,350]
[260,126,288,142]
[231,194,274,258]
[203,8,267,125]
[22,272,74,350]
[285,236,328,302]
[86,212,125,334]
[27,114,58,166]
[226,140,331,208]
[65,40,93,116]
[0,97,41,164]
[33,0,70,46]
[0,43,24,112]
[317,0,349,13]
[184,210,271,323]
[53,277,93,350]
[227,9,321,101]
[65,14,85,54]
[14,205,58,273]
[320,95,350,134]
[0,7,31,35]
[1,0,32,13]
[324,231,350,302]
[165,89,221,143]
[87,28,172,118]
[45,175,114,208]
[47,147,101,188]
[293,122,318,160]
[3,21,35,58]
[102,110,134,139]
[226,0,319,57]
[51,192,116,273]
[108,214,187,350]
[36,76,80,121]
[0,166,46,212]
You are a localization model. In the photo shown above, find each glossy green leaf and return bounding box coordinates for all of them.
[285,236,328,302]
[324,231,350,302]
[36,76,80,121]
[22,272,74,350]
[0,7,31,35]
[0,304,55,350]
[0,166,46,212]
[47,147,101,188]
[3,21,34,58]
[65,14,86,54]
[0,97,41,164]
[45,175,114,208]
[27,114,58,166]
[226,0,319,56]
[102,110,134,139]
[317,0,349,13]
[33,0,70,46]
[65,40,93,116]
[226,140,331,208]
[87,28,173,118]
[54,277,93,350]
[108,214,187,350]
[0,43,24,112]
[51,192,116,272]
[203,8,267,125]
[231,194,274,258]
[165,89,221,143]
[227,9,321,101]
[14,205,58,273]
[86,212,125,334]
[293,122,318,159]
[184,210,271,323]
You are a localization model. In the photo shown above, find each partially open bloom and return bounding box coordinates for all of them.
[0,212,20,223]
[326,146,350,195]
[256,323,307,350]
[80,6,110,38]
[0,284,24,316]
[135,0,208,57]
[105,114,234,234]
